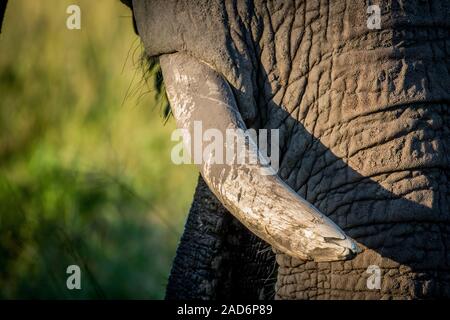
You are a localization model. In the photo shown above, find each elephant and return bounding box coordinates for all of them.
[123,0,450,300]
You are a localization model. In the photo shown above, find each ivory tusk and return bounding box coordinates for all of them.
[160,52,360,262]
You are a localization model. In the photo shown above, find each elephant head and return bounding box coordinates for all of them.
[126,0,450,299]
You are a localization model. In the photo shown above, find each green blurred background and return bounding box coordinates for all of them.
[0,0,197,299]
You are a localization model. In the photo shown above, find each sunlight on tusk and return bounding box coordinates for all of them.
[160,52,360,262]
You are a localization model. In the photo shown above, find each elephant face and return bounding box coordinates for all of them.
[130,0,450,299]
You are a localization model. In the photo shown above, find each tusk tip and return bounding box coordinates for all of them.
[306,220,361,261]
[326,236,361,261]
[305,237,361,262]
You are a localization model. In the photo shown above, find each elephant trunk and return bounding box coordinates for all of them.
[159,52,359,262]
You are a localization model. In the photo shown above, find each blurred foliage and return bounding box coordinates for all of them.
[0,0,197,299]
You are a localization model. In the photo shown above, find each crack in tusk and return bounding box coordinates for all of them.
[160,52,360,262]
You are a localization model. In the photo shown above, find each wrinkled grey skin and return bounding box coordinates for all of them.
[128,0,450,299]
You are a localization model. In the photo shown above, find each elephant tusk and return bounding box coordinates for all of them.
[160,52,360,262]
